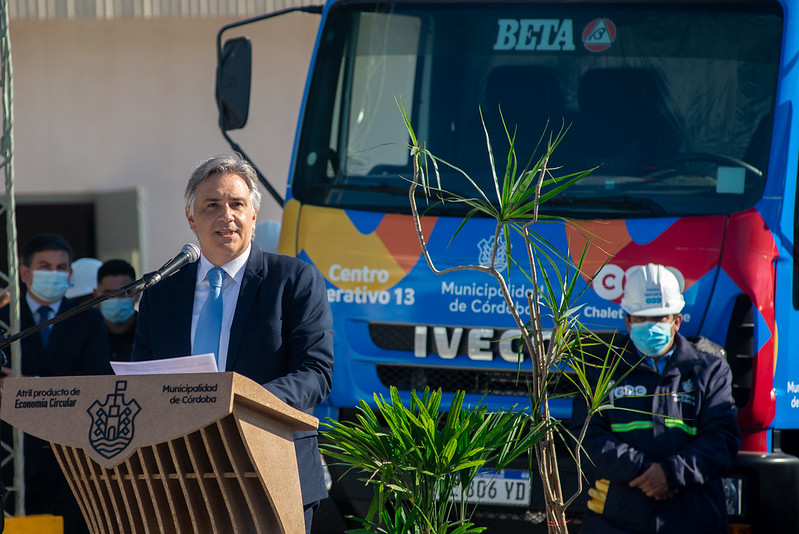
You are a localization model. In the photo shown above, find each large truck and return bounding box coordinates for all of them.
[215,1,799,531]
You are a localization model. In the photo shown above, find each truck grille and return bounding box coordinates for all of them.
[369,322,416,351]
[369,322,579,398]
[376,364,532,397]
[376,364,578,398]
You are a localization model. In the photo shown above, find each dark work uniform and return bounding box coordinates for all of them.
[571,334,741,533]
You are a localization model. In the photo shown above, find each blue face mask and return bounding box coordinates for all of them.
[30,270,70,303]
[101,297,136,324]
[629,320,674,357]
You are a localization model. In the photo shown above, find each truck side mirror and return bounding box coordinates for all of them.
[216,36,252,131]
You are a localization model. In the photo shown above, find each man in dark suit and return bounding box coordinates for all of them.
[1,232,111,533]
[131,154,334,534]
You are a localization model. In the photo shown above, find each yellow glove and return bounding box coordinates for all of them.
[587,478,610,514]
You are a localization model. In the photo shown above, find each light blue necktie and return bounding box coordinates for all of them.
[37,305,53,347]
[194,267,226,365]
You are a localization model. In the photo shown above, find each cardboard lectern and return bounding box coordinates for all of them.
[0,372,317,534]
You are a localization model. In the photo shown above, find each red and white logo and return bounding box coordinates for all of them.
[593,264,625,301]
[582,18,616,52]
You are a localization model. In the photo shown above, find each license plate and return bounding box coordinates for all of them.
[450,469,531,507]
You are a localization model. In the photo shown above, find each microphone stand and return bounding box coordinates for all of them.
[0,268,165,355]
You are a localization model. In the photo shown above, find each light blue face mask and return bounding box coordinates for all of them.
[629,320,675,357]
[30,270,70,303]
[101,297,136,324]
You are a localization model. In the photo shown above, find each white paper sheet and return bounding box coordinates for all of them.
[111,353,218,375]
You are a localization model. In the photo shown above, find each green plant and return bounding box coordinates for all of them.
[399,103,621,533]
[321,102,622,533]
[321,387,552,534]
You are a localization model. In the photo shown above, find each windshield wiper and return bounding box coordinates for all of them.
[541,195,666,217]
[310,181,410,196]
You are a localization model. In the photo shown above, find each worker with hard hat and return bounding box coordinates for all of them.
[620,263,685,367]
[572,263,741,534]
[65,257,103,304]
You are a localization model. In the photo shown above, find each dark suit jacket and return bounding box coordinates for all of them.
[0,294,110,525]
[131,244,334,504]
[0,295,111,377]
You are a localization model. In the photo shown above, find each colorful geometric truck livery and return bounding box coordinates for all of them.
[218,1,797,530]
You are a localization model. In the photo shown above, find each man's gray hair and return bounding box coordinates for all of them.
[185,154,262,215]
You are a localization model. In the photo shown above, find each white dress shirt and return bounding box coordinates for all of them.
[27,293,63,318]
[191,244,250,371]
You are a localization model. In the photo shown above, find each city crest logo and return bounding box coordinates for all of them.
[87,380,141,459]
[478,234,507,273]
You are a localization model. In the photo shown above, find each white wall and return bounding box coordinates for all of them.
[9,14,318,270]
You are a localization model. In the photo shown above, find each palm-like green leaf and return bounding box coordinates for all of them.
[320,387,541,533]
[337,101,625,533]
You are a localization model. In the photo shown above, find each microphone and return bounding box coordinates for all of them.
[143,243,201,289]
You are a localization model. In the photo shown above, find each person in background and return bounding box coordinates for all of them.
[0,233,110,534]
[64,257,102,304]
[94,259,138,361]
[571,263,741,534]
[132,154,334,533]
[0,285,9,308]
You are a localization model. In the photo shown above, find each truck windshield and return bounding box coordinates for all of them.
[292,2,781,219]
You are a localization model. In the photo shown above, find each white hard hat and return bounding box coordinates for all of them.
[65,257,102,299]
[620,264,685,316]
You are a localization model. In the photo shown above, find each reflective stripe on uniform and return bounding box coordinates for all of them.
[663,418,697,435]
[611,418,697,435]
[611,421,653,432]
